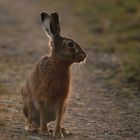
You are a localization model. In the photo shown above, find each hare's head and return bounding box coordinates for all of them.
[41,12,86,64]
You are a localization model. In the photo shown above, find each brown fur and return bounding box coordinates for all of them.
[21,12,86,137]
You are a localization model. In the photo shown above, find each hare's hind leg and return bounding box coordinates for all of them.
[38,101,49,135]
[25,121,38,132]
[23,96,38,132]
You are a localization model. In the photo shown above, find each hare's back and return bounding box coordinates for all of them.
[30,55,53,96]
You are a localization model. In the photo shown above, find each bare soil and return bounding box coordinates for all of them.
[0,0,140,140]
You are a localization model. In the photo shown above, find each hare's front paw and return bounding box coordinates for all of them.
[39,126,50,136]
[39,129,50,136]
[54,129,64,138]
[61,127,69,135]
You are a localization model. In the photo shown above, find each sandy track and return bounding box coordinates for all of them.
[0,0,140,140]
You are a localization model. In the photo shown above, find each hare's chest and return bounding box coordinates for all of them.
[44,102,57,123]
[37,65,70,100]
[48,73,70,97]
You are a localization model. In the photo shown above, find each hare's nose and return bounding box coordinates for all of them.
[81,52,86,58]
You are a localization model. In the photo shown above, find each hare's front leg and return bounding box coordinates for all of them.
[39,101,49,135]
[54,103,65,138]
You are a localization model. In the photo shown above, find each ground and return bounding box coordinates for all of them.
[0,0,140,140]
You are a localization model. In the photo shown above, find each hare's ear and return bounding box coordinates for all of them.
[40,12,52,38]
[50,12,60,37]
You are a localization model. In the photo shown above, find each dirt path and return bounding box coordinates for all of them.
[0,0,140,140]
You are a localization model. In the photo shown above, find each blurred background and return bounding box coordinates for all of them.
[0,0,140,140]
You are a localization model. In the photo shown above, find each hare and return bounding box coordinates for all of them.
[21,12,86,137]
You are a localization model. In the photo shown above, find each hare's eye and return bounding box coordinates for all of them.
[67,41,74,48]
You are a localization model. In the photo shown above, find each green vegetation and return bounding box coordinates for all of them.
[41,0,140,95]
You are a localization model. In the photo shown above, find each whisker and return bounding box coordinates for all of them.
[78,62,82,73]
[83,58,87,64]
[79,61,85,71]
[73,59,86,75]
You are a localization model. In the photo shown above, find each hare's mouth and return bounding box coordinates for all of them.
[75,54,86,63]
[78,57,86,62]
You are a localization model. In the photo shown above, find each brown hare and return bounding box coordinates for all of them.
[21,12,86,138]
